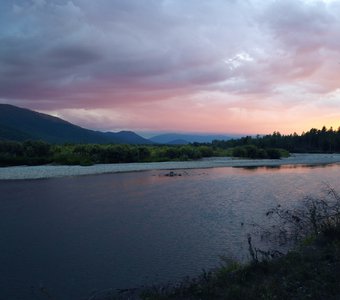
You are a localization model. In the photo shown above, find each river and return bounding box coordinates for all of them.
[0,163,339,299]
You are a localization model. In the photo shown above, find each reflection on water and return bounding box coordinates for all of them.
[233,163,335,171]
[0,164,340,300]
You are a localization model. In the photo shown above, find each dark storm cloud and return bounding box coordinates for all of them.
[0,0,254,108]
[46,46,101,68]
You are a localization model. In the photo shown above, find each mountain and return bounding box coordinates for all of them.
[150,133,237,144]
[103,131,152,145]
[0,104,151,144]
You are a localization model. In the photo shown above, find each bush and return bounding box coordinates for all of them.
[231,145,286,159]
[198,146,214,157]
[264,185,340,244]
[266,148,281,159]
[232,146,247,158]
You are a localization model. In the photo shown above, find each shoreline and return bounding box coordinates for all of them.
[1,153,340,180]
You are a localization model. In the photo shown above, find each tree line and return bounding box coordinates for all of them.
[0,140,286,167]
[211,126,340,153]
[0,141,225,166]
[3,125,337,167]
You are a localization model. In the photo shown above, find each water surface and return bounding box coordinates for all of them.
[0,164,339,299]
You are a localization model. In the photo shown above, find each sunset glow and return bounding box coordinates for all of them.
[1,0,340,135]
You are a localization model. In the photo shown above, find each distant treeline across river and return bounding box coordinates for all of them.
[1,125,339,166]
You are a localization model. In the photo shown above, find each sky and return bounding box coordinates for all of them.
[1,0,340,136]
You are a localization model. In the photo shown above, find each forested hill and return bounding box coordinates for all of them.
[0,104,151,144]
[211,127,340,153]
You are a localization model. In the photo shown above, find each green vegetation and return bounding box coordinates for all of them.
[3,125,340,167]
[0,141,232,167]
[0,140,52,166]
[212,126,340,153]
[0,140,288,167]
[138,187,340,300]
[231,145,289,159]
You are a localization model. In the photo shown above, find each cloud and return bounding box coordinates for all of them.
[1,0,340,133]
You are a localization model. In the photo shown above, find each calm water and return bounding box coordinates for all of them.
[0,164,339,300]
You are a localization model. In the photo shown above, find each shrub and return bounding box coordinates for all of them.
[266,148,281,159]
[198,146,214,157]
[232,146,247,157]
[264,185,340,244]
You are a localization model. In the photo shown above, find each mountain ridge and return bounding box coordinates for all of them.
[0,104,240,145]
[150,133,240,144]
[0,104,151,144]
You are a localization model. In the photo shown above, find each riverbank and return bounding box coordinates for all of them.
[1,153,340,180]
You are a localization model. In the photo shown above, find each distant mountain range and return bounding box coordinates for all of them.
[0,104,241,145]
[0,104,151,144]
[149,133,238,144]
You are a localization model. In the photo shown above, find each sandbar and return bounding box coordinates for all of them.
[1,153,340,180]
